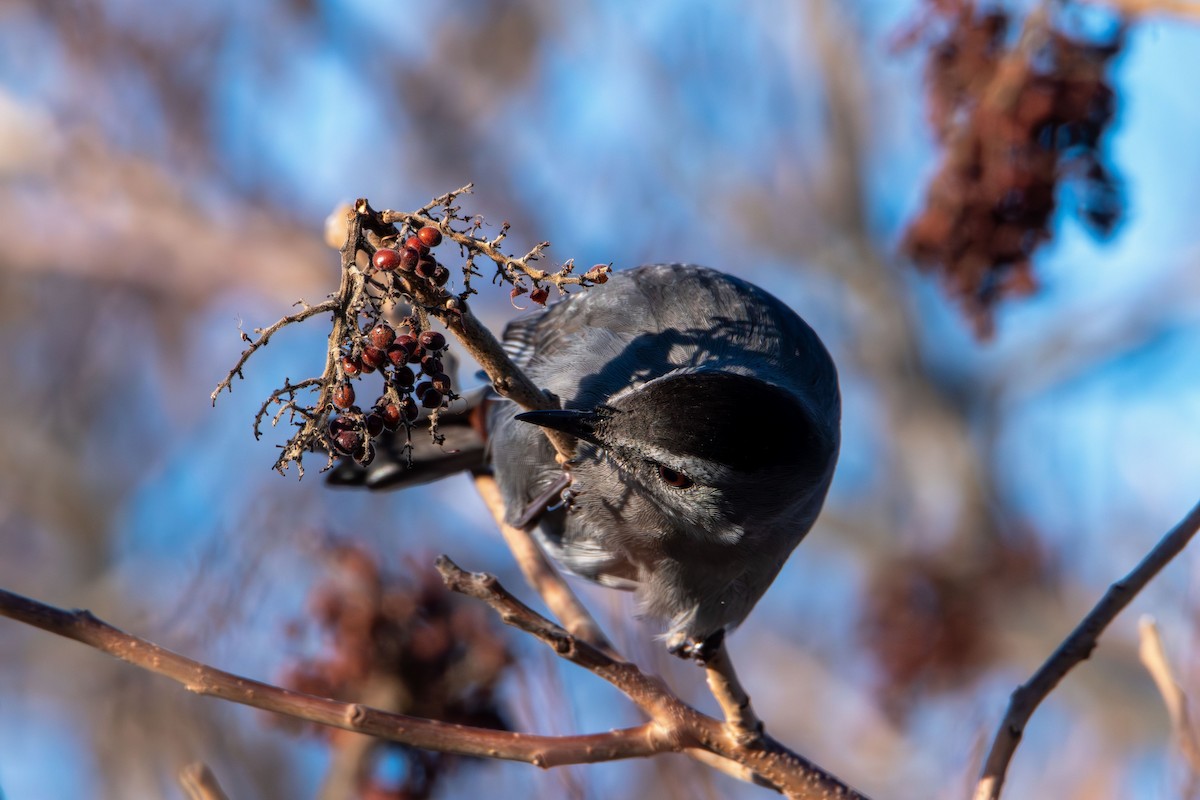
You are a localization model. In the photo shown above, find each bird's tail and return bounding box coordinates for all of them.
[326,386,491,491]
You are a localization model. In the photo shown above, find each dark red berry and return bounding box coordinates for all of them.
[405,235,428,255]
[590,265,609,283]
[408,345,426,365]
[340,355,362,378]
[358,443,376,466]
[420,355,443,376]
[401,396,419,422]
[372,249,401,271]
[420,388,443,408]
[361,346,388,370]
[416,256,438,279]
[415,380,432,397]
[418,330,446,351]
[530,286,550,305]
[417,226,442,248]
[399,247,420,272]
[333,429,362,455]
[332,383,356,409]
[431,372,453,393]
[369,323,395,349]
[391,364,416,388]
[377,401,402,430]
[386,344,406,368]
[364,412,384,438]
[432,265,450,287]
[328,415,356,436]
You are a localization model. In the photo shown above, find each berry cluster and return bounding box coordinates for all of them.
[214,186,609,477]
[327,307,455,466]
[900,2,1122,336]
[280,541,512,796]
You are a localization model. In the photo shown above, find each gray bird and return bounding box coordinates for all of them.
[331,263,840,658]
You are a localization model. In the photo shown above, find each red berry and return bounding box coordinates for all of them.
[408,345,426,365]
[417,226,443,248]
[420,388,443,408]
[372,249,401,271]
[328,415,356,436]
[416,256,438,279]
[405,235,428,255]
[333,429,362,455]
[399,247,420,272]
[530,286,550,305]
[332,383,356,409]
[364,412,384,438]
[432,265,450,287]
[358,443,376,466]
[391,364,416,388]
[377,401,402,430]
[431,372,453,393]
[340,355,362,378]
[400,396,419,422]
[369,323,395,349]
[361,346,388,370]
[420,355,443,376]
[418,330,446,351]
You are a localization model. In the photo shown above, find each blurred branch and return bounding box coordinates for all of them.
[1084,0,1200,19]
[974,498,1200,800]
[436,556,869,799]
[1137,616,1200,795]
[179,762,230,800]
[473,472,615,653]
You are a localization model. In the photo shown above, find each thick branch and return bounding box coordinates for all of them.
[0,587,671,768]
[974,498,1200,800]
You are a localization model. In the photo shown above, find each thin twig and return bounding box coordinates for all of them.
[974,498,1200,800]
[705,646,764,745]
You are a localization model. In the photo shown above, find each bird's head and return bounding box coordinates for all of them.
[516,370,838,547]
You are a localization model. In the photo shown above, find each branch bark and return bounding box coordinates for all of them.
[974,498,1200,800]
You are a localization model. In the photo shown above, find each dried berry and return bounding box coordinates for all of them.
[328,415,356,436]
[399,247,420,272]
[358,443,376,466]
[431,372,453,393]
[361,346,388,370]
[588,264,609,283]
[364,412,384,438]
[405,235,428,255]
[417,226,443,248]
[332,383,356,409]
[400,396,419,422]
[340,355,362,378]
[372,249,401,271]
[333,429,362,456]
[432,265,450,287]
[420,355,443,376]
[369,323,395,350]
[416,256,438,279]
[418,330,446,351]
[408,345,427,365]
[391,364,416,388]
[529,286,550,305]
[420,388,443,409]
[377,401,402,431]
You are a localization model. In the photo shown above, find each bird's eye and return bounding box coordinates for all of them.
[656,463,694,489]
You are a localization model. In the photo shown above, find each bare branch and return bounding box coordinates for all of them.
[179,762,230,800]
[974,498,1200,800]
[0,586,672,768]
[704,646,764,746]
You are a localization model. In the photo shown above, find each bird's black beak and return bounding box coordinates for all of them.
[515,408,605,447]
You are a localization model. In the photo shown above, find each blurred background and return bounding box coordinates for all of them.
[0,1,1198,798]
